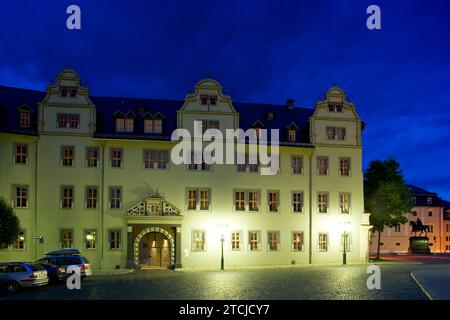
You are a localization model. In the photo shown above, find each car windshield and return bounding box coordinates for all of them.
[29,264,45,271]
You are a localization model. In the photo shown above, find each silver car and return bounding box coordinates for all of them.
[0,262,48,294]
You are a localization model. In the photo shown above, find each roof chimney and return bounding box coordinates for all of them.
[286,99,295,109]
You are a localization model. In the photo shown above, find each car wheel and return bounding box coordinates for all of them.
[6,281,20,294]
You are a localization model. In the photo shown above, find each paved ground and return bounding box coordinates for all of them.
[411,270,450,300]
[2,262,450,300]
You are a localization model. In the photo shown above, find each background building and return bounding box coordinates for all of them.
[0,69,370,270]
[370,184,450,255]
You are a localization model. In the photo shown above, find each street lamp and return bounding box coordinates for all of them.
[216,224,229,271]
[340,221,352,265]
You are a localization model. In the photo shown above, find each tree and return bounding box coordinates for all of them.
[0,197,21,248]
[364,158,412,260]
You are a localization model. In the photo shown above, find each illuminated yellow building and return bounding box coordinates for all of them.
[0,69,370,270]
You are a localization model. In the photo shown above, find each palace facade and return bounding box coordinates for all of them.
[0,69,371,270]
[370,185,450,255]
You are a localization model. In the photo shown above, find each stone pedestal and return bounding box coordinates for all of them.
[409,237,431,254]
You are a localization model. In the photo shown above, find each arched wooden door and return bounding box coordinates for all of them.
[139,232,170,269]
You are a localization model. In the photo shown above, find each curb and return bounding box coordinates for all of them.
[410,272,433,300]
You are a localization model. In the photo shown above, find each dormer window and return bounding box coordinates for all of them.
[288,129,296,142]
[200,95,217,106]
[125,118,134,132]
[69,87,77,97]
[328,102,344,112]
[144,119,163,134]
[116,118,134,133]
[427,197,433,205]
[20,111,31,128]
[267,112,274,121]
[60,87,68,97]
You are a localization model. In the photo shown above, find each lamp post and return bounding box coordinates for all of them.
[340,221,351,265]
[220,234,224,271]
[217,223,228,271]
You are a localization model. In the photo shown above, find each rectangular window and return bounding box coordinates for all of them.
[69,87,77,97]
[341,233,352,252]
[340,192,350,214]
[115,118,125,132]
[292,192,303,213]
[86,147,99,168]
[14,185,28,208]
[86,186,98,209]
[111,148,123,168]
[199,189,209,210]
[318,233,329,252]
[153,119,162,133]
[124,118,134,132]
[268,191,279,212]
[318,192,329,213]
[192,230,206,251]
[20,112,31,128]
[84,230,97,250]
[144,119,153,133]
[268,231,280,251]
[187,189,197,210]
[428,225,434,233]
[209,96,217,105]
[208,120,219,129]
[317,157,328,175]
[248,191,259,211]
[446,224,450,233]
[69,114,79,129]
[326,127,336,140]
[249,231,261,251]
[340,158,351,176]
[336,104,343,112]
[57,114,68,128]
[292,232,304,251]
[188,152,198,170]
[110,187,122,209]
[60,87,68,97]
[61,186,74,209]
[13,230,26,250]
[394,225,401,232]
[200,95,208,105]
[14,143,28,164]
[337,127,346,140]
[291,156,303,174]
[61,146,74,167]
[236,154,259,173]
[235,191,245,211]
[231,231,242,251]
[61,229,73,249]
[109,230,121,250]
[144,150,169,169]
[288,129,296,142]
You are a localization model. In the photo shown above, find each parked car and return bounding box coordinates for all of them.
[36,249,93,278]
[36,262,67,284]
[0,262,48,294]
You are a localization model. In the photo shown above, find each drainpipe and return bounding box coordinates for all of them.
[33,136,39,260]
[100,141,105,270]
[308,152,313,264]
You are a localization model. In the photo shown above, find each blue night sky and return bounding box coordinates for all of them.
[1,1,450,199]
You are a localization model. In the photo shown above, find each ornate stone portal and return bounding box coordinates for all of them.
[126,193,183,269]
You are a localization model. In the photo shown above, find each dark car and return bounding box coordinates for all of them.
[36,249,92,278]
[36,263,67,284]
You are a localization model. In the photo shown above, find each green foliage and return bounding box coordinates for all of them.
[0,197,21,247]
[364,158,412,258]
